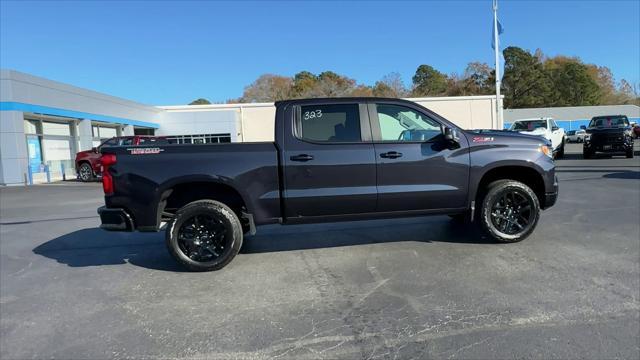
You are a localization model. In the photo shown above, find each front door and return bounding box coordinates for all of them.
[368,102,470,212]
[282,102,377,218]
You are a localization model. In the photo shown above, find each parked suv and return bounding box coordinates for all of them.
[566,129,587,143]
[75,136,166,181]
[583,115,634,159]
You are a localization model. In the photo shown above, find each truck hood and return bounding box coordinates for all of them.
[514,128,547,137]
[467,129,551,146]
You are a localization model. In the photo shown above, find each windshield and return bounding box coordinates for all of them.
[589,116,629,128]
[511,120,547,131]
[567,130,576,135]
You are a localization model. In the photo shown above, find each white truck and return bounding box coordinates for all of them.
[509,118,565,158]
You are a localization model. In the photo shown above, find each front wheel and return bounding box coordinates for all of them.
[479,180,540,243]
[583,148,593,159]
[166,200,243,271]
[78,163,94,182]
[626,148,634,158]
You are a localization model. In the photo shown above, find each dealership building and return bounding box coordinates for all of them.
[6,69,637,187]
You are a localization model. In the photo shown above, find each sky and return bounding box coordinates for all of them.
[1,0,639,105]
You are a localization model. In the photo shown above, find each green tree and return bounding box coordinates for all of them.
[239,74,293,102]
[549,61,601,106]
[411,65,448,96]
[502,46,554,108]
[189,98,211,105]
[373,72,407,98]
[291,71,318,98]
[315,71,357,97]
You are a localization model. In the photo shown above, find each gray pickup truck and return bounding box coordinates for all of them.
[98,97,558,271]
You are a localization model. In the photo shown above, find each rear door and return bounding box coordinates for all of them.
[368,101,470,212]
[282,101,377,218]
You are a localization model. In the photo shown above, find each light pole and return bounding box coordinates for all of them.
[493,0,503,129]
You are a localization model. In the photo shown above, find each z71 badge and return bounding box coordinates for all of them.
[128,147,164,155]
[472,136,494,143]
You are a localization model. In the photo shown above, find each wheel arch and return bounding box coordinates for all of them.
[473,164,547,208]
[158,176,251,220]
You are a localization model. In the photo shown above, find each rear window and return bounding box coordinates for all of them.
[299,104,361,142]
[138,137,167,145]
[511,120,547,131]
[589,116,629,128]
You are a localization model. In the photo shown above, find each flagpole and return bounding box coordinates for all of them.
[493,0,503,129]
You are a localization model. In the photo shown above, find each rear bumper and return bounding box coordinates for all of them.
[98,206,134,231]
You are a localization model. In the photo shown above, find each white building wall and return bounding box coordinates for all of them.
[1,69,162,125]
[156,109,239,142]
[0,111,28,185]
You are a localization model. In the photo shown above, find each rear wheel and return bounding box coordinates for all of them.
[166,200,243,271]
[479,180,540,243]
[583,148,593,159]
[78,163,93,182]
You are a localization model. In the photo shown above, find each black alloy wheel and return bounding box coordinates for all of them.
[177,214,230,262]
[489,189,535,236]
[480,180,540,243]
[166,200,243,271]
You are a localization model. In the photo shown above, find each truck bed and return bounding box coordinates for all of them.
[102,142,281,230]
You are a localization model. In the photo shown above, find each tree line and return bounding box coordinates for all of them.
[190,46,639,108]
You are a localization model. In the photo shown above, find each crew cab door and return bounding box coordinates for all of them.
[281,102,377,219]
[368,101,470,212]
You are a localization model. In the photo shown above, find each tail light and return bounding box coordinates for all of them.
[101,154,117,195]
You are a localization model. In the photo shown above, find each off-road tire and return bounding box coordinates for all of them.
[166,200,243,271]
[479,180,540,243]
[583,148,593,159]
[626,148,634,158]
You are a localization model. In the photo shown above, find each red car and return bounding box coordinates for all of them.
[633,123,640,138]
[75,136,166,182]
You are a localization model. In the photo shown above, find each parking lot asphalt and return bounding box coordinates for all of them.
[1,143,639,359]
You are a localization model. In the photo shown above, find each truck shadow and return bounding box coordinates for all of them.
[243,217,489,253]
[32,228,185,272]
[33,217,488,271]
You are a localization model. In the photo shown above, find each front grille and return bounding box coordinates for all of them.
[591,133,624,145]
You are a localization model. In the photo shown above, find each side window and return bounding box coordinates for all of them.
[375,104,442,142]
[121,138,133,146]
[101,138,119,147]
[299,104,361,142]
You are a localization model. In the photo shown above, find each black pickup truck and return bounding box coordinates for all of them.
[98,98,558,271]
[583,115,635,159]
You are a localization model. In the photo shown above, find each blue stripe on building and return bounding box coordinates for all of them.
[0,101,160,128]
[504,117,640,130]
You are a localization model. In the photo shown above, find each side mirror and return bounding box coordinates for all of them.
[444,127,459,143]
[552,126,559,131]
[92,147,98,153]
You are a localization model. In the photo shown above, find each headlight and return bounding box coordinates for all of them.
[584,134,591,141]
[539,144,553,158]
